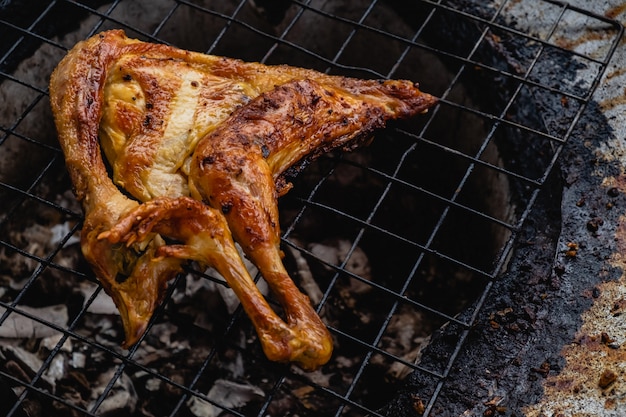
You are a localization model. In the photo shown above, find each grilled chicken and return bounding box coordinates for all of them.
[49,30,437,370]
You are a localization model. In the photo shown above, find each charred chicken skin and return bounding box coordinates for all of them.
[49,30,437,370]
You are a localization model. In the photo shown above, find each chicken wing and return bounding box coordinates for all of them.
[49,30,437,370]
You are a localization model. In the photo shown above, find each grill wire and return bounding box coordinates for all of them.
[0,0,622,416]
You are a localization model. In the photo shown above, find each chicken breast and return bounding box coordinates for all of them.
[49,29,437,370]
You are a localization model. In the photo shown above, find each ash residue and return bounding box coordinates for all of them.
[382,99,624,416]
[380,0,625,415]
[381,167,564,416]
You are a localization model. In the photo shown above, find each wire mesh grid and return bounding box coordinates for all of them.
[0,0,622,416]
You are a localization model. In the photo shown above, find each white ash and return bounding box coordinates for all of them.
[285,244,325,305]
[144,376,162,393]
[1,344,56,390]
[70,351,86,369]
[79,282,119,316]
[371,304,432,380]
[289,237,373,307]
[308,239,372,295]
[221,331,247,379]
[49,222,80,247]
[0,304,68,339]
[44,354,66,387]
[1,224,51,288]
[54,190,82,214]
[0,212,81,294]
[307,239,371,279]
[89,369,137,416]
[1,344,44,377]
[39,333,73,353]
[170,273,211,305]
[203,243,267,314]
[187,379,264,417]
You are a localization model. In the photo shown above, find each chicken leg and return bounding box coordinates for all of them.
[49,30,437,370]
[48,33,185,346]
[100,196,332,369]
[188,78,436,368]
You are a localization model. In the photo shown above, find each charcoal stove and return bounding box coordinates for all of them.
[0,0,624,416]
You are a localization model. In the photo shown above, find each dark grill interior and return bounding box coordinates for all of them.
[0,1,622,416]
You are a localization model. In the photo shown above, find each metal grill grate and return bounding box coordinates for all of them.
[0,0,622,416]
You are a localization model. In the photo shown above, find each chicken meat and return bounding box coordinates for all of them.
[49,30,437,370]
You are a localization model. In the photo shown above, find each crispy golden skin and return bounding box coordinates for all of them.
[49,30,436,370]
